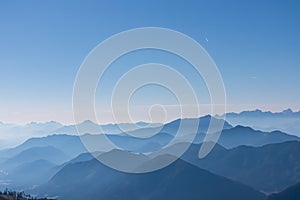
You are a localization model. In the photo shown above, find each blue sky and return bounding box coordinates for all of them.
[0,0,299,124]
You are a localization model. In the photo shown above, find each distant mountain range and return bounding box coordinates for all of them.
[1,114,300,194]
[0,120,160,150]
[0,121,63,149]
[1,115,298,159]
[215,125,299,148]
[220,109,300,136]
[0,134,86,159]
[1,108,300,149]
[0,115,231,155]
[53,120,162,135]
[225,109,300,118]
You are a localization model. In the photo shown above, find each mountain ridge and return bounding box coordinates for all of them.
[36,155,266,200]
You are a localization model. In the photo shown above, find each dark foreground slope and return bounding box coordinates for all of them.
[268,182,300,200]
[182,141,300,193]
[38,155,265,200]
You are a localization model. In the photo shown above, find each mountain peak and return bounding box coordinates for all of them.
[233,125,255,132]
[81,120,98,125]
[282,108,293,114]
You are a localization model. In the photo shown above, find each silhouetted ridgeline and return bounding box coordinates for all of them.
[0,189,55,200]
[1,115,300,199]
[268,182,300,200]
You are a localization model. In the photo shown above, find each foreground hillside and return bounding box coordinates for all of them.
[37,154,265,200]
[182,141,300,193]
[0,190,55,200]
[268,182,300,200]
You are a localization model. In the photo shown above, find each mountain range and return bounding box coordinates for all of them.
[221,109,300,136]
[32,140,300,199]
[181,141,300,193]
[0,114,300,199]
[1,109,300,149]
[268,182,300,200]
[0,120,162,150]
[37,154,265,200]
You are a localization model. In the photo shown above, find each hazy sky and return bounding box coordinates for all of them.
[0,0,300,124]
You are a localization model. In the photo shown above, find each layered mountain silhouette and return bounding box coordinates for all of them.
[1,114,299,195]
[8,159,56,187]
[32,141,300,199]
[221,109,300,136]
[0,134,86,160]
[38,154,265,200]
[181,141,300,193]
[0,146,70,187]
[52,120,162,135]
[1,116,298,160]
[1,109,300,149]
[0,121,63,149]
[215,125,299,148]
[0,120,160,150]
